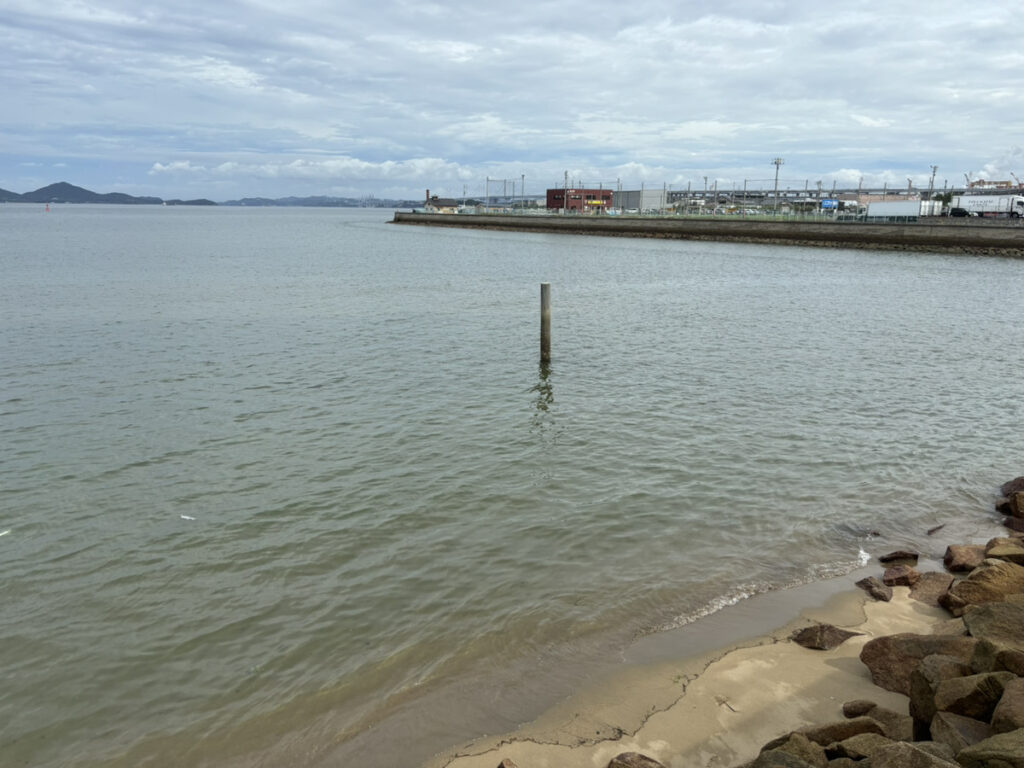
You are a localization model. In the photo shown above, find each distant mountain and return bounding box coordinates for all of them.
[164,198,218,206]
[221,194,419,208]
[20,182,164,205]
[0,187,24,202]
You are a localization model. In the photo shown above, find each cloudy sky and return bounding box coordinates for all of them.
[2,0,1021,201]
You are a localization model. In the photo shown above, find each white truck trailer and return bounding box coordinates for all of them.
[949,194,1024,218]
[866,200,941,219]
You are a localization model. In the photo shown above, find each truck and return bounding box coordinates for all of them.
[865,200,942,220]
[949,194,1024,218]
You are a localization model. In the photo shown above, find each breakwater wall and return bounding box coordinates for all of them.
[391,212,1024,257]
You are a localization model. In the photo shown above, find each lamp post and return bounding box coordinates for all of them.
[772,157,784,214]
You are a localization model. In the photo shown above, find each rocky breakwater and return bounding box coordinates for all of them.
[488,476,1024,768]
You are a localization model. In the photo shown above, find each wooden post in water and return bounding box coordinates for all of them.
[540,283,551,363]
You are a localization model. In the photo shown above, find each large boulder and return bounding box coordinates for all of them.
[790,623,861,650]
[944,545,987,572]
[938,559,1024,616]
[879,550,920,564]
[909,654,973,727]
[933,671,1017,721]
[910,572,955,607]
[757,732,827,768]
[1009,492,1024,519]
[928,711,991,753]
[971,637,1024,676]
[825,732,894,760]
[763,718,884,753]
[868,741,960,767]
[999,477,1024,497]
[962,600,1024,650]
[839,699,912,740]
[883,564,921,587]
[986,537,1024,565]
[860,634,978,695]
[956,728,1024,768]
[606,753,666,768]
[992,678,1024,734]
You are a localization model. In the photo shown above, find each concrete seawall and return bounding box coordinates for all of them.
[391,212,1024,257]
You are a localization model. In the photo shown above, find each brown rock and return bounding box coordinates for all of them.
[933,671,1017,721]
[883,564,921,587]
[825,732,894,760]
[800,717,885,746]
[746,751,818,768]
[910,572,955,607]
[943,545,986,572]
[1010,491,1024,519]
[909,654,973,727]
[856,576,893,602]
[869,741,961,767]
[879,550,920,564]
[607,753,667,768]
[497,761,519,768]
[963,600,1024,650]
[971,637,1024,676]
[1004,516,1024,533]
[859,634,977,695]
[759,732,827,768]
[791,623,861,650]
[999,476,1024,497]
[938,558,1024,616]
[956,729,1024,768]
[842,699,878,718]
[986,539,1024,566]
[991,677,1024,733]
[929,711,991,753]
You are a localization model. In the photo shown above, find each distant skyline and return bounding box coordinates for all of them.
[3,1,1022,202]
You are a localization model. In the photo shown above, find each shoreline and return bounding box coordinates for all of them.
[391,212,1024,257]
[423,579,946,768]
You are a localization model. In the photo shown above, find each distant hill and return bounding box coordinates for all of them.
[20,182,164,205]
[0,187,24,202]
[221,194,419,208]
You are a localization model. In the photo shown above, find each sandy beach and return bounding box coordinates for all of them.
[424,576,950,768]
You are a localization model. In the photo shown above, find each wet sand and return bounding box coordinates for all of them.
[423,572,948,768]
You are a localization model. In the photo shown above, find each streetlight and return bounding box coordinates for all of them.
[772,158,784,214]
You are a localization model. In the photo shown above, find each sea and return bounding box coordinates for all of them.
[1,204,1022,768]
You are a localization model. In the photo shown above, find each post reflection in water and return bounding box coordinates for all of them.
[533,362,554,412]
[530,362,557,444]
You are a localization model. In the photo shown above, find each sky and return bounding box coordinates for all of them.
[2,0,1022,202]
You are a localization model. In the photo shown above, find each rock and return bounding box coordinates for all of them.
[879,550,920,564]
[842,699,878,718]
[825,732,894,760]
[825,759,859,768]
[883,564,921,587]
[999,476,1024,497]
[986,539,1024,566]
[910,572,955,607]
[938,559,1024,616]
[943,545,986,572]
[859,634,978,695]
[962,600,1024,650]
[971,637,1024,676]
[869,741,961,767]
[497,761,519,768]
[933,671,1017,721]
[991,678,1024,733]
[955,728,1024,768]
[856,576,893,602]
[759,732,827,768]
[746,751,818,768]
[929,711,991,753]
[999,518,1024,536]
[800,717,885,746]
[607,753,667,768]
[791,623,861,651]
[909,654,973,727]
[1010,492,1024,519]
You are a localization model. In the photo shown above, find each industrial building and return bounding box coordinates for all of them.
[546,187,614,213]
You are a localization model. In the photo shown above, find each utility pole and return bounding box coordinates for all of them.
[772,157,784,214]
[929,165,938,198]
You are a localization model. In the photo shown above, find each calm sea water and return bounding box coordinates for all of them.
[2,205,1022,767]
